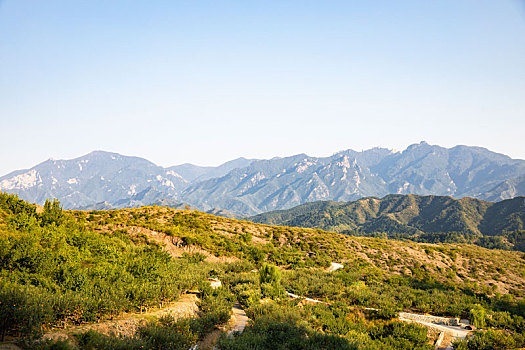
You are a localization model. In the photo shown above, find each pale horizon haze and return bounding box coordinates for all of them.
[1,1,524,176]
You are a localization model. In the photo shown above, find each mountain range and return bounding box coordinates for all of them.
[2,142,525,215]
[249,194,525,237]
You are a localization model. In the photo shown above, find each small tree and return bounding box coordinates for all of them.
[41,199,64,226]
[259,263,284,299]
[469,304,486,328]
[259,263,281,285]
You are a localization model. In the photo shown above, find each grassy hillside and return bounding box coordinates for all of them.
[68,204,525,297]
[249,194,525,250]
[2,192,525,349]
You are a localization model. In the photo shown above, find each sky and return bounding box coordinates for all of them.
[1,0,524,176]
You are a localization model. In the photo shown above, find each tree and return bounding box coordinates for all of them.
[259,263,281,285]
[41,199,64,226]
[470,304,486,328]
[259,263,284,299]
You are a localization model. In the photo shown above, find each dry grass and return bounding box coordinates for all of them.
[71,206,525,297]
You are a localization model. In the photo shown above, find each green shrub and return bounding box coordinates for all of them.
[182,252,207,263]
[217,317,357,350]
[23,338,75,350]
[0,202,209,336]
[454,329,525,350]
[259,263,281,285]
[76,319,197,350]
[470,304,486,328]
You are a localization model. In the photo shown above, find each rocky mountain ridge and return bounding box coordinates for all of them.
[181,142,525,215]
[2,142,525,214]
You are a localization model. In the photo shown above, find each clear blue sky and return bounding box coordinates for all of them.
[1,0,524,176]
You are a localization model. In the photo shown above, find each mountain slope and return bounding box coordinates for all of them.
[481,175,525,202]
[0,151,188,209]
[65,202,525,297]
[169,157,255,183]
[249,194,525,239]
[0,152,254,210]
[2,143,525,213]
[182,143,525,215]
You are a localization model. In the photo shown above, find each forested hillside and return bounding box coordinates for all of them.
[250,194,525,251]
[1,192,525,349]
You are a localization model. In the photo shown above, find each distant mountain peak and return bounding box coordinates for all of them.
[1,144,525,214]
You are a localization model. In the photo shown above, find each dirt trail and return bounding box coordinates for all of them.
[44,293,199,343]
[399,313,470,338]
[286,291,328,304]
[398,312,470,349]
[197,302,249,350]
[227,302,249,334]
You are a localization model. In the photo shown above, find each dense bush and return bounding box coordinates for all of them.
[0,284,51,340]
[73,283,235,349]
[75,318,197,350]
[369,322,431,349]
[259,263,285,299]
[220,301,432,350]
[0,195,209,338]
[218,317,358,350]
[453,329,525,350]
[193,283,235,337]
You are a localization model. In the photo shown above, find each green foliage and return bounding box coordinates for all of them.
[369,322,431,350]
[0,197,210,339]
[454,329,525,350]
[196,283,235,336]
[0,192,37,217]
[182,252,207,263]
[138,317,198,350]
[259,263,284,299]
[503,230,525,252]
[76,318,197,350]
[470,304,486,328]
[221,301,432,350]
[24,338,75,350]
[74,284,235,349]
[259,263,281,285]
[218,316,358,350]
[283,268,344,299]
[240,232,252,243]
[476,236,512,250]
[41,199,65,226]
[2,195,525,348]
[370,306,400,321]
[251,194,525,252]
[0,284,50,340]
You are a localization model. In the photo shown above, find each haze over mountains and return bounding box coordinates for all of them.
[2,142,525,215]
